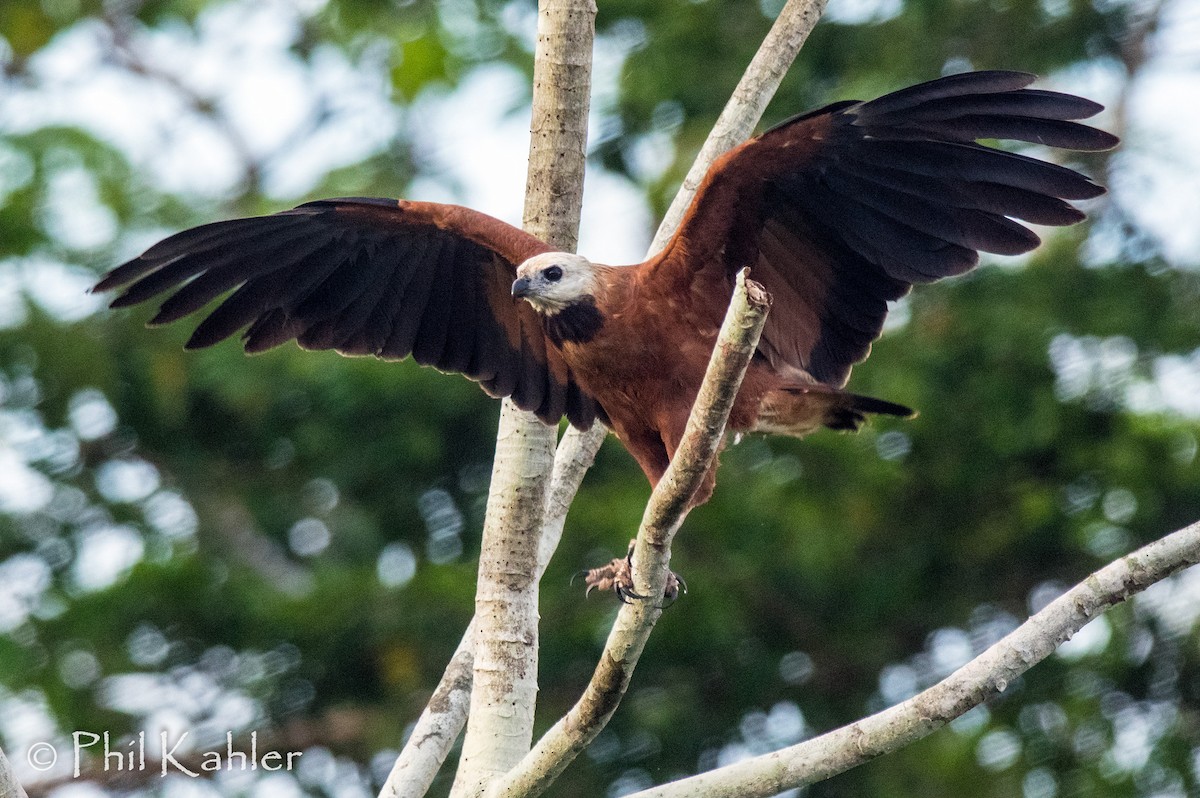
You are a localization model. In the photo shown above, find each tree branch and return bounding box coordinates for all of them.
[449,1,596,796]
[624,519,1200,798]
[651,0,829,249]
[378,619,476,798]
[0,746,30,798]
[489,270,771,798]
[378,427,603,798]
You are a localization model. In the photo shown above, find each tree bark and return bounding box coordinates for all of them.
[379,425,603,798]
[624,519,1200,798]
[379,620,476,798]
[0,747,30,798]
[448,1,596,796]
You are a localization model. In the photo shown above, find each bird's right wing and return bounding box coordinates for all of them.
[96,197,602,428]
[646,71,1117,387]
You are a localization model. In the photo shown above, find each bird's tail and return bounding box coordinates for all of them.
[753,385,914,438]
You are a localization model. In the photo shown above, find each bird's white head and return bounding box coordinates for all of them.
[511,252,598,315]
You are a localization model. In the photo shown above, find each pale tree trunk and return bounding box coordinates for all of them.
[447,1,596,796]
[380,1,823,795]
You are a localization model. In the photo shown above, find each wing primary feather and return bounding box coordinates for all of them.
[437,241,481,375]
[782,177,980,279]
[96,217,300,292]
[111,223,319,309]
[140,215,308,261]
[836,157,1085,225]
[819,190,980,282]
[243,309,304,354]
[368,233,429,359]
[853,140,1106,200]
[855,70,1036,116]
[862,90,1105,124]
[333,238,413,355]
[818,168,1042,255]
[147,231,339,326]
[295,238,390,324]
[186,273,289,349]
[869,115,1119,151]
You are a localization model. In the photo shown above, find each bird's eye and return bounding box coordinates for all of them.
[544,266,563,282]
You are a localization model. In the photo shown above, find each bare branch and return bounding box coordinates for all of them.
[0,747,30,798]
[448,403,556,798]
[624,519,1200,798]
[537,424,608,571]
[378,619,476,798]
[651,0,829,250]
[376,424,604,798]
[379,421,605,797]
[489,271,771,798]
[449,0,596,795]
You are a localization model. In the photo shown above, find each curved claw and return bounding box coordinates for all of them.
[616,585,648,604]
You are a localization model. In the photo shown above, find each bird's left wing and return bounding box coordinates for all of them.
[645,71,1118,387]
[96,197,602,428]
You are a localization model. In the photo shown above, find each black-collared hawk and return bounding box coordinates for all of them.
[96,71,1117,506]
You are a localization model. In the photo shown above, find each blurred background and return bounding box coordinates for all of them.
[1,0,1199,795]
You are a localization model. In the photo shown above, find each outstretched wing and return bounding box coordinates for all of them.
[647,71,1118,386]
[96,197,602,428]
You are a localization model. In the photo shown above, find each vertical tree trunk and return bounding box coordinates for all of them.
[449,1,596,795]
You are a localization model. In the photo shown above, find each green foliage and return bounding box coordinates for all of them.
[2,0,1198,796]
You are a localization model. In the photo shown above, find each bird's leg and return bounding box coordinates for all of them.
[577,540,686,606]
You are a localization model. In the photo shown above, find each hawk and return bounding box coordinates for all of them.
[97,71,1116,506]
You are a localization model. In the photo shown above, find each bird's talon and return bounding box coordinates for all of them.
[578,543,685,605]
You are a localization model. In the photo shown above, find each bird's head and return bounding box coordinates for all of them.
[511,252,598,315]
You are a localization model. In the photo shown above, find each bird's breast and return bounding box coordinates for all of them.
[542,298,605,347]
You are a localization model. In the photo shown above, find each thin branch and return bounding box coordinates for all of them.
[624,519,1200,798]
[377,427,603,798]
[537,423,608,571]
[0,747,30,798]
[378,619,476,798]
[489,271,772,798]
[652,0,830,249]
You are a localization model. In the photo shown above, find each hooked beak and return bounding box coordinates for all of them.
[511,277,533,298]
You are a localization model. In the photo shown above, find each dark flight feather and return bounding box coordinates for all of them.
[649,70,1114,388]
[99,199,599,428]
